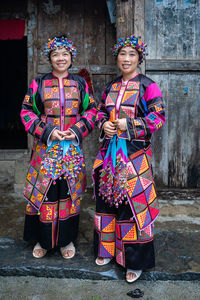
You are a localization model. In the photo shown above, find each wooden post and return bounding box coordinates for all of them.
[133,0,145,74]
[27,0,38,152]
[116,0,145,73]
[133,0,144,41]
[116,0,134,38]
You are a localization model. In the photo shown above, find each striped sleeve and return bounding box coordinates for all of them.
[20,78,56,144]
[95,90,109,130]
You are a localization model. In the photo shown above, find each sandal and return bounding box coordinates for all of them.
[95,257,112,266]
[32,242,47,259]
[126,269,142,283]
[60,242,75,259]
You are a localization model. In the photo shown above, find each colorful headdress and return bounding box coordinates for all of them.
[112,34,148,63]
[44,36,77,61]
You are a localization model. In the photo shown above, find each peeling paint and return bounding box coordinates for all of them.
[155,0,196,9]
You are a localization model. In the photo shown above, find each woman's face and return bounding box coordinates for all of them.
[50,48,71,74]
[117,46,139,77]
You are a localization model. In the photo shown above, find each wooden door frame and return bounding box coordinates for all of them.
[116,0,145,73]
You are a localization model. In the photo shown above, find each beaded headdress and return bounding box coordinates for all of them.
[112,34,148,64]
[44,36,77,61]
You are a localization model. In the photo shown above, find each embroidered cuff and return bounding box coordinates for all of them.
[41,125,57,145]
[70,124,83,145]
[69,128,79,146]
[46,127,57,147]
[99,127,106,143]
[126,117,136,140]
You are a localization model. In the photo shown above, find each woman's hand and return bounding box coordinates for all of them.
[50,129,75,141]
[113,118,127,131]
[62,129,76,140]
[50,129,66,141]
[103,121,117,138]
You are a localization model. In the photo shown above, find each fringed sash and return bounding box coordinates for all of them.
[99,135,129,207]
[41,141,85,182]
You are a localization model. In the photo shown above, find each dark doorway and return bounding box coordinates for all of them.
[0,37,27,149]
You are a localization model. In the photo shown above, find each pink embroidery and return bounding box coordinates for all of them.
[29,79,39,95]
[144,83,162,102]
[102,91,107,101]
[115,82,127,119]
[85,81,89,94]
[146,112,166,134]
[20,109,38,131]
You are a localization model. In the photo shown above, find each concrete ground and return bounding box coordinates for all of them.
[1,276,200,300]
[0,184,200,299]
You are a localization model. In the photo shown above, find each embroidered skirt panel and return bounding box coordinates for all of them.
[93,140,159,231]
[93,167,155,270]
[24,177,80,250]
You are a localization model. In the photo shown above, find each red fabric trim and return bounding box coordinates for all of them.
[0,20,25,40]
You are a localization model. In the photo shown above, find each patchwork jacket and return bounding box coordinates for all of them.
[93,74,166,231]
[21,72,97,210]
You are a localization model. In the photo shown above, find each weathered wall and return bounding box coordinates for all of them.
[145,0,200,187]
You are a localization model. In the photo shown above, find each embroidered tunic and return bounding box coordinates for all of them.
[93,74,165,231]
[21,72,97,211]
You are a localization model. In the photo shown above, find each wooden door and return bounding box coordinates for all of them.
[145,0,200,188]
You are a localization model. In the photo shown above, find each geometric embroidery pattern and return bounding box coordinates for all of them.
[127,177,138,197]
[126,146,159,231]
[101,216,115,232]
[22,74,97,213]
[95,213,154,266]
[115,220,153,267]
[95,214,101,231]
[24,140,51,211]
[101,242,115,256]
[26,195,81,249]
[127,161,137,179]
[43,79,80,132]
[95,213,116,258]
[139,175,151,190]
[93,145,159,232]
[105,79,140,139]
[116,249,123,266]
[59,197,81,220]
[121,224,137,240]
[101,232,115,242]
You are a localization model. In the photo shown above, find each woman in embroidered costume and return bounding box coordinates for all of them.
[93,35,165,282]
[21,36,97,258]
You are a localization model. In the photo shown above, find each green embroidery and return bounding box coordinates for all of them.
[81,92,89,115]
[33,92,40,116]
[23,115,31,122]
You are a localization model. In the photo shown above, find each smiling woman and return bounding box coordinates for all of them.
[93,34,165,283]
[117,47,139,80]
[20,35,97,259]
[50,48,71,77]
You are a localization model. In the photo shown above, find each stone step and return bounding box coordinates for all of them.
[0,227,200,281]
